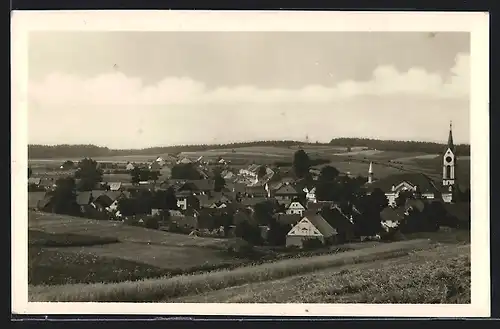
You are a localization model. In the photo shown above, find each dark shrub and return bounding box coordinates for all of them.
[144,216,160,230]
[302,237,324,250]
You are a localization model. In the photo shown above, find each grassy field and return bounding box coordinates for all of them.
[173,244,470,303]
[29,212,230,249]
[29,239,437,302]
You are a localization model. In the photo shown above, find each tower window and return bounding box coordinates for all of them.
[445,165,451,179]
[445,156,452,163]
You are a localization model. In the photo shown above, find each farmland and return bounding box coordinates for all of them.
[29,144,470,185]
[29,232,469,302]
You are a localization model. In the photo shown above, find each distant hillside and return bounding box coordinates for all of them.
[329,138,470,156]
[28,139,470,159]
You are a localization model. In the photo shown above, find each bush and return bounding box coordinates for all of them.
[144,216,160,230]
[124,217,142,227]
[302,238,324,250]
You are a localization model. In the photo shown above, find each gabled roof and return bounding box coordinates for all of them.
[307,201,334,212]
[93,194,114,207]
[303,214,337,237]
[275,184,300,195]
[288,201,306,209]
[380,207,406,223]
[105,191,124,202]
[76,191,92,205]
[108,182,122,191]
[245,185,267,195]
[240,197,269,206]
[190,179,214,192]
[365,173,441,194]
[275,213,301,226]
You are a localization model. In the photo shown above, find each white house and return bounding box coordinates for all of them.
[303,186,317,203]
[285,201,307,216]
[155,157,166,167]
[286,214,337,248]
[126,162,135,171]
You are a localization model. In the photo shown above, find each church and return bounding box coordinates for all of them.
[364,122,460,206]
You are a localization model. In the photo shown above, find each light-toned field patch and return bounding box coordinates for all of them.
[49,242,240,270]
[28,212,230,249]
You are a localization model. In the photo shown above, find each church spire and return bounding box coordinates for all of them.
[447,121,454,150]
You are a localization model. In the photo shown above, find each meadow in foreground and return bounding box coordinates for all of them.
[173,244,470,303]
[29,239,435,302]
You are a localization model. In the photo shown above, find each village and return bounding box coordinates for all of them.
[27,125,470,250]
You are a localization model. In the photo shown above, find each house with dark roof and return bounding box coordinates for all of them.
[275,213,301,228]
[365,172,441,207]
[240,197,269,208]
[364,123,464,206]
[380,207,406,231]
[286,214,337,248]
[244,185,269,198]
[274,183,304,201]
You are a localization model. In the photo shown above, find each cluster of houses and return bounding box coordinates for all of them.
[28,124,470,248]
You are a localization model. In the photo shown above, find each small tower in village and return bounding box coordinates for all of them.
[368,161,374,184]
[442,121,457,187]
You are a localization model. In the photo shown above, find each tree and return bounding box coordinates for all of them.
[50,177,79,215]
[117,198,138,217]
[267,217,291,246]
[395,190,414,207]
[234,220,263,245]
[74,158,103,191]
[144,216,160,230]
[61,160,75,170]
[370,188,389,212]
[318,165,340,182]
[130,167,141,184]
[257,166,267,180]
[293,149,311,179]
[253,200,275,226]
[214,172,226,192]
[171,163,202,180]
[28,167,32,178]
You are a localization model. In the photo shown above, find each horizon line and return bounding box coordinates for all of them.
[28,137,471,151]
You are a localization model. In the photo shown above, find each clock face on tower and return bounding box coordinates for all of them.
[445,156,452,163]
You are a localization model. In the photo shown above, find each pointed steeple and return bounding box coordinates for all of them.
[368,162,374,184]
[447,121,454,151]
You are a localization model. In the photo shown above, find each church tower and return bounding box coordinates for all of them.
[368,161,374,184]
[442,121,456,186]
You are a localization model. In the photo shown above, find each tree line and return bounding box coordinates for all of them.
[329,138,470,155]
[28,137,470,159]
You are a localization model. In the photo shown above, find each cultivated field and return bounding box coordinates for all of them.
[28,144,470,185]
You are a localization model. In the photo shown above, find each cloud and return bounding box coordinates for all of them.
[29,53,469,106]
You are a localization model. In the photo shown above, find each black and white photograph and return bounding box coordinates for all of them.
[12,11,489,317]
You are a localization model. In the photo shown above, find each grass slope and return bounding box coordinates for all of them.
[29,212,230,249]
[173,244,470,303]
[29,239,434,302]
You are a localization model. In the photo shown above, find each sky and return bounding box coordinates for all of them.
[28,31,470,149]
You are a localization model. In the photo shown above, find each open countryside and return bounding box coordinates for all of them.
[28,136,471,303]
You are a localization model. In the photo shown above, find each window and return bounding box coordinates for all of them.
[445,165,451,179]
